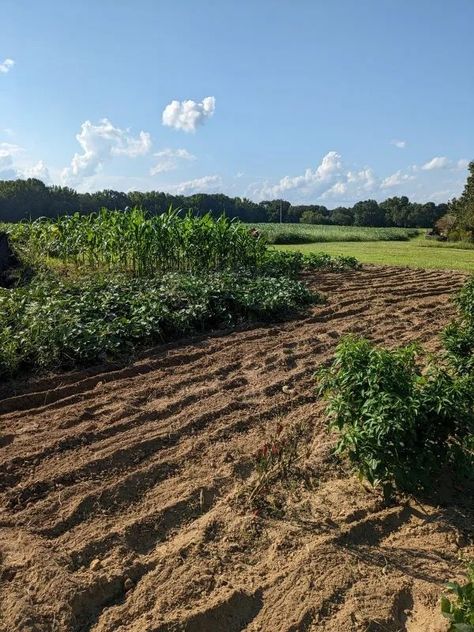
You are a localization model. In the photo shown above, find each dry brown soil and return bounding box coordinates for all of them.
[0,265,473,632]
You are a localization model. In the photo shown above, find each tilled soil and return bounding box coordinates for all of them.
[0,265,473,632]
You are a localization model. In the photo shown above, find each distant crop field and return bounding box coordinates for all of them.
[252,223,420,244]
[278,238,474,272]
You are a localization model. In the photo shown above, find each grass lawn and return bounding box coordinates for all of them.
[277,236,474,272]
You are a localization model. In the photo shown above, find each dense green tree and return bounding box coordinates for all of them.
[300,209,332,224]
[331,207,354,226]
[380,196,410,226]
[353,200,385,226]
[450,161,474,237]
[407,202,446,228]
[259,199,291,223]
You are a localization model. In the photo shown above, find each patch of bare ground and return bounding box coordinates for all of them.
[0,265,472,632]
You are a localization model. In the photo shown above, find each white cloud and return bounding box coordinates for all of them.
[381,170,415,189]
[323,168,378,200]
[0,156,16,179]
[0,58,14,74]
[162,96,216,132]
[390,139,406,149]
[256,151,343,199]
[252,152,381,202]
[0,143,50,182]
[0,143,22,178]
[62,118,152,184]
[0,142,22,157]
[168,175,222,195]
[324,181,347,196]
[150,148,195,175]
[21,160,50,182]
[421,156,449,171]
[248,150,474,204]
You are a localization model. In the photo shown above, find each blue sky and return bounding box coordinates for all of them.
[1,0,473,205]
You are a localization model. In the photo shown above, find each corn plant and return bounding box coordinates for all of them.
[11,208,268,277]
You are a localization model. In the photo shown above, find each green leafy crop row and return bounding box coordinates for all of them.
[260,250,360,276]
[0,273,319,377]
[252,223,419,245]
[8,208,268,276]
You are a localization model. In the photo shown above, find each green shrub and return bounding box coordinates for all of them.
[444,277,474,374]
[317,337,474,498]
[441,562,474,631]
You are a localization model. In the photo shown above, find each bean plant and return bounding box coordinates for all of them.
[0,273,319,377]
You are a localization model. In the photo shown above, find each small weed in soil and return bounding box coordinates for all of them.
[441,561,474,630]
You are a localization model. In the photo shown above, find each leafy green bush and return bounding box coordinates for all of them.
[0,272,318,377]
[441,562,474,631]
[317,337,474,498]
[443,277,474,374]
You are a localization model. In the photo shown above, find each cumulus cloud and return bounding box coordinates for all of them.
[252,152,381,202]
[21,160,50,182]
[381,170,415,189]
[0,156,17,179]
[150,148,195,175]
[390,139,406,149]
[421,156,450,171]
[162,96,216,132]
[62,118,152,184]
[0,143,50,182]
[323,168,377,200]
[0,142,21,159]
[257,151,343,199]
[0,143,22,178]
[168,175,221,195]
[250,150,474,204]
[0,58,14,74]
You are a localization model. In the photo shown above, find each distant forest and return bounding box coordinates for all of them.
[0,178,448,228]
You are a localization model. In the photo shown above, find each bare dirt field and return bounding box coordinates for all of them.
[1,265,473,632]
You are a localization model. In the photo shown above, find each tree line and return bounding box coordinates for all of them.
[0,177,449,228]
[443,160,474,240]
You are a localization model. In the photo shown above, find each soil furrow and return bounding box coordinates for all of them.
[0,265,472,632]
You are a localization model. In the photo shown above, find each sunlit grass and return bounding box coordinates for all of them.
[277,238,474,272]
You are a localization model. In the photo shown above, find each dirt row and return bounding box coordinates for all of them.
[0,265,472,632]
